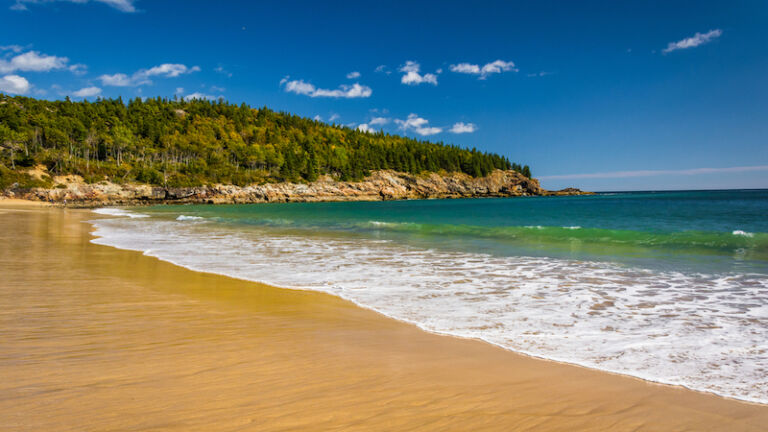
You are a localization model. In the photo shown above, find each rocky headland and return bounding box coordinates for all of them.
[2,169,590,207]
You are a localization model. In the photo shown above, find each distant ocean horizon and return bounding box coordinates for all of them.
[587,187,768,193]
[90,189,768,404]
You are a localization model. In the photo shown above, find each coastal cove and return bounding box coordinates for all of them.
[1,204,767,431]
[2,2,767,430]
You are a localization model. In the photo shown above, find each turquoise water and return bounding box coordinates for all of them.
[90,190,768,403]
[145,189,768,275]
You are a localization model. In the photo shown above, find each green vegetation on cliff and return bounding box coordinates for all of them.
[0,95,530,189]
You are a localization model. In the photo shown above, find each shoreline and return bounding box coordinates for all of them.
[2,205,767,431]
[89,215,768,407]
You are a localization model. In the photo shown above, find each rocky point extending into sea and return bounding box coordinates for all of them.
[2,169,590,207]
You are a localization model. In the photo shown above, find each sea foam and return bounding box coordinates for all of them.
[92,208,149,218]
[176,215,205,221]
[733,230,755,237]
[88,214,768,404]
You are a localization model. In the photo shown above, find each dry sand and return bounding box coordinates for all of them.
[1,205,766,431]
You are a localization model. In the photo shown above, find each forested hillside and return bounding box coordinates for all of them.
[0,95,530,189]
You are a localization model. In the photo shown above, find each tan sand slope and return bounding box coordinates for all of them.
[0,207,766,431]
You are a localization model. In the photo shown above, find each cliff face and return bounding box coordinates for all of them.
[2,169,590,207]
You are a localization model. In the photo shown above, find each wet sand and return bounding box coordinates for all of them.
[1,205,766,431]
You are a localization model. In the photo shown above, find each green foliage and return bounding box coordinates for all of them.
[0,95,530,187]
[0,165,53,189]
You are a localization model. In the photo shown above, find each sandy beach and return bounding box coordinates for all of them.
[1,204,767,431]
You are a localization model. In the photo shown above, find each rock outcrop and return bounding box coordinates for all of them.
[2,169,590,207]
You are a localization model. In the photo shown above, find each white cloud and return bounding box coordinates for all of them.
[369,116,389,126]
[0,45,24,53]
[538,165,768,180]
[0,50,69,73]
[209,85,225,93]
[98,73,133,86]
[449,122,477,134]
[329,113,340,122]
[346,71,360,79]
[399,61,438,86]
[281,78,372,98]
[11,0,136,12]
[450,59,517,79]
[314,83,371,98]
[283,79,314,95]
[68,63,87,75]
[0,74,31,94]
[357,123,373,133]
[184,92,218,101]
[526,71,553,78]
[99,63,200,87]
[450,63,480,74]
[175,87,184,94]
[143,63,199,78]
[71,86,101,97]
[395,113,442,136]
[663,29,723,53]
[481,60,517,76]
[313,115,322,121]
[374,64,391,74]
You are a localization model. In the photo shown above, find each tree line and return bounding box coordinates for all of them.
[0,94,531,189]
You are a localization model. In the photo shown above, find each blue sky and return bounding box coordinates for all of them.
[1,0,767,191]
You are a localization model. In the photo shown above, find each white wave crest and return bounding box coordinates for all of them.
[92,208,149,218]
[732,230,754,238]
[176,215,204,221]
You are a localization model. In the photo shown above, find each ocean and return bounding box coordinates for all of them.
[89,189,768,404]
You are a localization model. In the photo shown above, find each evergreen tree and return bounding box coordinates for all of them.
[0,94,528,189]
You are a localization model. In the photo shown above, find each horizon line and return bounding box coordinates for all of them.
[538,165,768,180]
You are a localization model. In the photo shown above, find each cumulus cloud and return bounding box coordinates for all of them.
[98,73,133,86]
[99,63,200,87]
[0,50,69,73]
[450,63,480,74]
[281,77,372,98]
[374,64,391,75]
[399,61,438,86]
[663,29,723,53]
[395,113,442,136]
[68,63,87,75]
[449,122,477,134]
[450,60,517,79]
[0,45,24,53]
[0,74,31,94]
[70,86,101,98]
[346,71,360,79]
[357,123,373,133]
[369,116,389,126]
[11,0,137,12]
[184,92,218,101]
[144,63,199,78]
